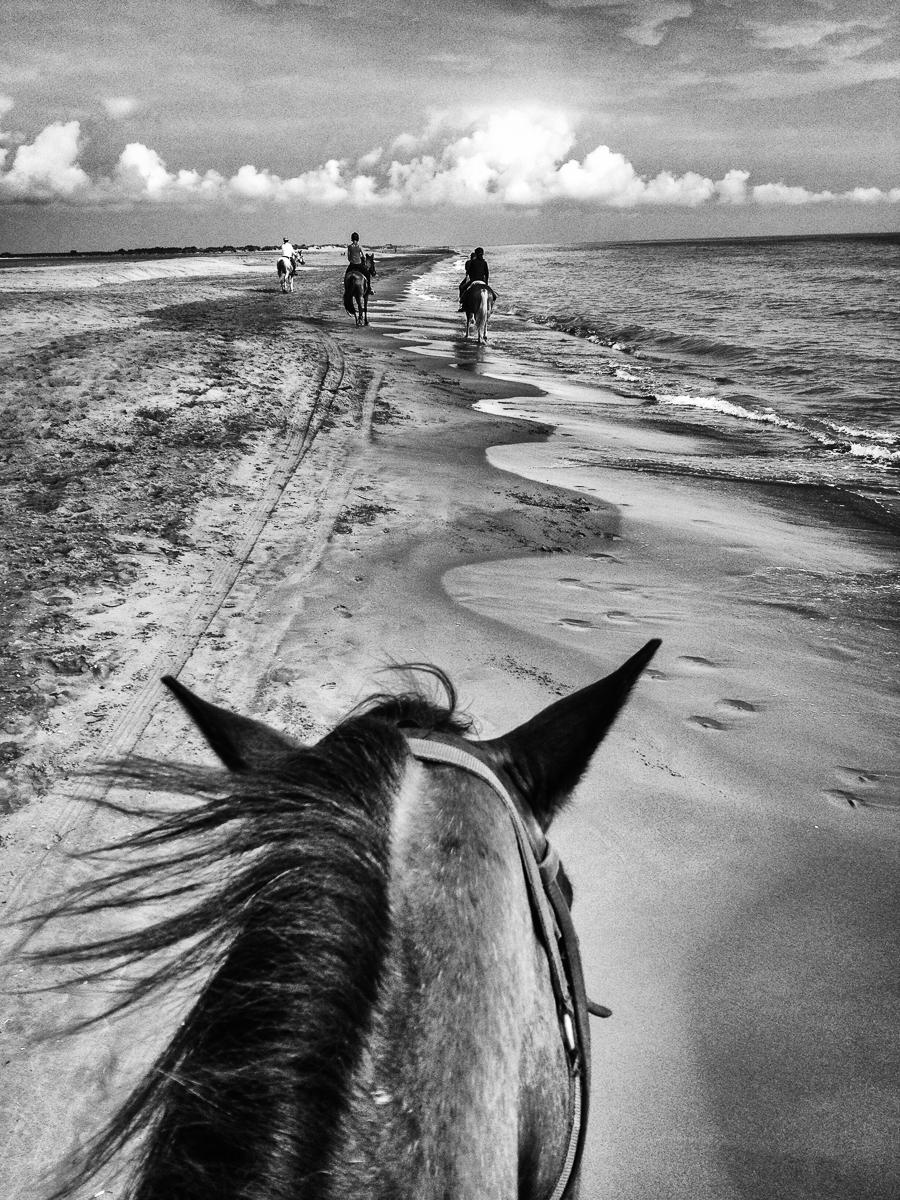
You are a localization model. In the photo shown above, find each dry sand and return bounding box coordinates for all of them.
[0,250,897,1199]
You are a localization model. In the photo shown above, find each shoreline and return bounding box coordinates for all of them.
[1,251,897,1199]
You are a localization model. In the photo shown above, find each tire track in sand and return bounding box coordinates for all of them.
[3,329,379,911]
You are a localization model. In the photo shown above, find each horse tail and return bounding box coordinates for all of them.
[26,718,405,1199]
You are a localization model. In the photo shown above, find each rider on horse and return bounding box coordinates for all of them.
[346,232,373,295]
[458,247,496,309]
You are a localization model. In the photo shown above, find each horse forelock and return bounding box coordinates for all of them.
[346,664,473,738]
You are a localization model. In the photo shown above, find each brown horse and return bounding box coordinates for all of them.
[343,253,376,326]
[26,641,659,1200]
[462,280,494,343]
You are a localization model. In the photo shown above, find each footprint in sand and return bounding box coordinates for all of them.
[557,577,591,591]
[603,610,638,625]
[675,655,719,673]
[687,715,730,731]
[557,618,594,632]
[715,698,761,716]
[824,767,900,811]
[645,668,669,681]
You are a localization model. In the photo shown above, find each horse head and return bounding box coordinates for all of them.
[165,639,658,831]
[30,642,660,1200]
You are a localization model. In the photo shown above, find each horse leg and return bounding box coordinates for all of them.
[480,298,491,343]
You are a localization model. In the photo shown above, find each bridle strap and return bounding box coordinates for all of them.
[405,738,589,1200]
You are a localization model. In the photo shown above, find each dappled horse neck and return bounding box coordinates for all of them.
[332,739,568,1199]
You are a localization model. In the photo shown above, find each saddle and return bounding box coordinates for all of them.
[461,280,494,306]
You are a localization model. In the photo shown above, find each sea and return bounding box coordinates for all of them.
[399,234,900,528]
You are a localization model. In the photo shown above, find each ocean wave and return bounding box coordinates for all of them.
[828,422,898,446]
[848,442,900,465]
[657,391,900,468]
[656,391,806,433]
[644,329,752,361]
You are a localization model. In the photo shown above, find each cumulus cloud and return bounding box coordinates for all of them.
[0,107,897,211]
[115,142,225,199]
[0,120,90,201]
[715,168,750,205]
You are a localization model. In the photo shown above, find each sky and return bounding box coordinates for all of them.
[1,0,898,251]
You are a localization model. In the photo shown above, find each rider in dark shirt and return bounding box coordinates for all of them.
[458,247,496,308]
[457,251,475,309]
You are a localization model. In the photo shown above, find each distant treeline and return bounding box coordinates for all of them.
[0,245,290,259]
[0,243,417,259]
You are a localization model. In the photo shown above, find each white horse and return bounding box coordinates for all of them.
[276,252,303,293]
[461,281,494,344]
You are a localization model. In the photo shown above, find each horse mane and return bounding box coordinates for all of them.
[33,667,468,1200]
[348,663,472,736]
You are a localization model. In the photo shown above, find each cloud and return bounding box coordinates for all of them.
[750,17,889,54]
[357,146,384,170]
[0,120,90,201]
[715,168,750,205]
[115,142,226,199]
[1,108,897,212]
[621,2,692,47]
[102,96,140,119]
[545,0,692,45]
[753,181,900,206]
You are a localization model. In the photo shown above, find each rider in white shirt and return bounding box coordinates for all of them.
[280,237,295,261]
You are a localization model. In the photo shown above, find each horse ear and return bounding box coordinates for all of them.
[162,675,302,772]
[478,639,660,828]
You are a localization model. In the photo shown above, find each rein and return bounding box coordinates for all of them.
[406,738,607,1200]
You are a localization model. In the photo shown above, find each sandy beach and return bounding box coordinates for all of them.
[1,250,897,1199]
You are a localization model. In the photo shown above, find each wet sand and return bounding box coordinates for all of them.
[0,250,897,1199]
